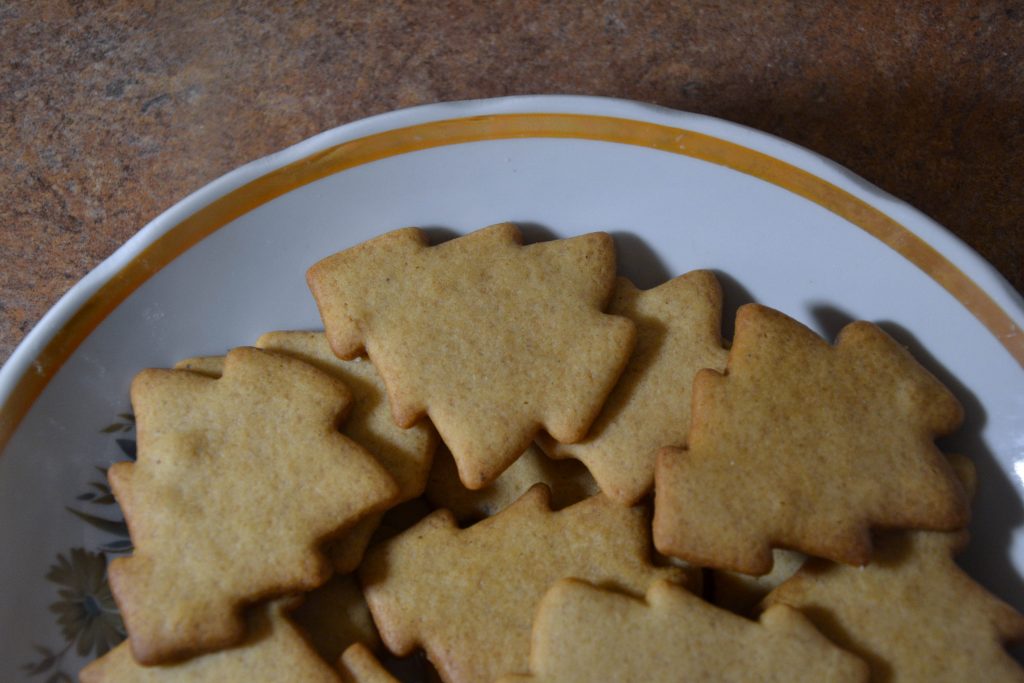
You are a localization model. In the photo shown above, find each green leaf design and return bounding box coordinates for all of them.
[64,508,129,538]
[100,539,133,554]
[99,414,135,435]
[21,645,58,675]
[26,410,137,677]
[115,439,136,460]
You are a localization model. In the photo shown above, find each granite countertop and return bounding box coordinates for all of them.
[2,1,1021,363]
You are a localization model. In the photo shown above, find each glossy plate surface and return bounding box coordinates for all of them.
[1,95,1022,679]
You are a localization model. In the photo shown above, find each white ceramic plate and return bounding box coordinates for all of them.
[2,95,1022,679]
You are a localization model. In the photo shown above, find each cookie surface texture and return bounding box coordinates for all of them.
[256,330,439,571]
[79,600,342,683]
[256,331,438,502]
[763,454,1024,682]
[338,643,400,683]
[307,224,635,489]
[175,333,439,575]
[425,443,598,521]
[109,347,398,664]
[497,578,868,683]
[764,529,1024,681]
[654,303,969,574]
[360,485,683,683]
[171,356,378,576]
[538,272,729,503]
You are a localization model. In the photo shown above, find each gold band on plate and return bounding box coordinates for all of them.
[1,112,1020,453]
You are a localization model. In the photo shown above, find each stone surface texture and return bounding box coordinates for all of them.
[2,0,1022,362]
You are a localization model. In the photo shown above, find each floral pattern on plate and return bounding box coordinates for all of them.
[22,413,134,682]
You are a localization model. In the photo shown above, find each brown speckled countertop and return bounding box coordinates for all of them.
[2,1,1022,362]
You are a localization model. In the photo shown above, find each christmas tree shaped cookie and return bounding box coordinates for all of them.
[307,224,635,489]
[360,485,684,683]
[109,348,398,664]
[498,579,868,683]
[654,304,969,575]
[174,355,394,573]
[80,600,344,682]
[763,455,1024,681]
[538,271,729,503]
[175,330,439,575]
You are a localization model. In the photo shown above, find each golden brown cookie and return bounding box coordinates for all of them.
[290,574,380,666]
[711,454,971,613]
[497,578,868,683]
[425,443,598,521]
[763,454,1024,681]
[360,485,684,683]
[110,347,398,664]
[175,331,439,575]
[307,224,635,489]
[764,528,1024,681]
[79,600,342,682]
[257,331,438,573]
[538,272,729,504]
[338,644,400,683]
[654,303,969,575]
[255,331,438,503]
[174,349,380,574]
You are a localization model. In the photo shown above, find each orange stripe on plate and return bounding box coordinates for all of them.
[1,113,1019,453]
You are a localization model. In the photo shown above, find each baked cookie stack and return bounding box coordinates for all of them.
[81,224,1024,682]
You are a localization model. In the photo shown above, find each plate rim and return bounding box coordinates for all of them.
[2,94,1022,455]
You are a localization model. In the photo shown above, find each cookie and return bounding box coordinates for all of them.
[497,578,868,683]
[360,485,684,683]
[425,443,598,521]
[654,303,969,574]
[763,455,1024,681]
[256,331,438,502]
[173,354,381,574]
[175,330,439,574]
[538,272,729,503]
[110,347,398,664]
[307,223,636,489]
[290,574,380,666]
[258,331,438,572]
[338,644,400,683]
[79,600,343,682]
